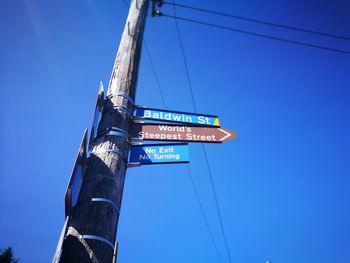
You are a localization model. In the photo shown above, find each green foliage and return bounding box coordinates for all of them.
[0,247,19,263]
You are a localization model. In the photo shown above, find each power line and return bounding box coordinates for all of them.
[186,166,224,263]
[144,41,168,109]
[171,2,198,112]
[200,143,232,263]
[144,42,224,262]
[144,37,225,263]
[151,1,226,260]
[144,35,226,263]
[121,1,225,261]
[144,41,225,263]
[162,13,350,55]
[163,1,350,41]
[171,2,233,262]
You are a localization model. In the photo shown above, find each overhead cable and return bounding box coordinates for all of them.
[119,2,225,260]
[172,2,233,262]
[172,3,198,112]
[186,166,224,263]
[162,14,350,55]
[144,41,168,109]
[163,1,350,41]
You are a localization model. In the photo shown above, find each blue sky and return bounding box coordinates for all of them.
[1,0,350,262]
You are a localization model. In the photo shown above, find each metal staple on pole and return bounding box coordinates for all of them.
[113,105,134,118]
[108,92,136,106]
[91,198,120,214]
[78,235,115,250]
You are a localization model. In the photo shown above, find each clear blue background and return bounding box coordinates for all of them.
[1,0,350,262]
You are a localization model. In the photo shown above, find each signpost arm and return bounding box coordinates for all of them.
[58,0,149,262]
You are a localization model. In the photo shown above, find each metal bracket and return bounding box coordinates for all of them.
[114,105,134,118]
[105,131,129,140]
[99,127,130,142]
[130,137,144,145]
[96,128,132,147]
[92,148,127,162]
[111,127,129,137]
[132,116,145,123]
[152,0,163,16]
[108,92,135,106]
[79,235,114,250]
[127,162,141,168]
[93,148,123,156]
[130,142,144,146]
[91,198,120,214]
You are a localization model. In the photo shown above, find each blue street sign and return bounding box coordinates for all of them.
[129,143,189,165]
[135,107,220,127]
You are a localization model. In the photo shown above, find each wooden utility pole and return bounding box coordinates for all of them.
[59,0,149,262]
